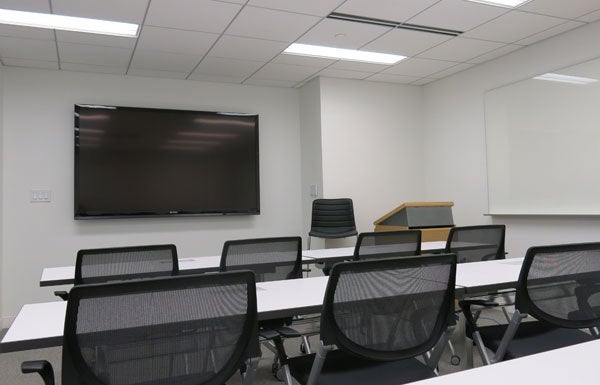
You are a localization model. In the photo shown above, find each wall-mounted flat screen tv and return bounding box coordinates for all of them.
[74,104,259,219]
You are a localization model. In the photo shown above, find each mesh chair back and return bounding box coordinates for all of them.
[75,244,178,285]
[516,242,600,329]
[321,254,456,361]
[62,272,259,385]
[309,198,358,239]
[445,225,505,263]
[354,230,421,261]
[220,237,302,282]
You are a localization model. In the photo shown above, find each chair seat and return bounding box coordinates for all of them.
[473,321,596,360]
[288,349,436,385]
[309,229,358,238]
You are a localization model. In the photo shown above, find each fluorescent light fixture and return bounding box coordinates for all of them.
[284,43,405,65]
[533,73,598,85]
[465,0,530,8]
[0,8,139,37]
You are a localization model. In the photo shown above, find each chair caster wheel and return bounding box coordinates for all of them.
[272,362,285,382]
[450,355,461,366]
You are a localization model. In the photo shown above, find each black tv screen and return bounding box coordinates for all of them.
[74,104,259,219]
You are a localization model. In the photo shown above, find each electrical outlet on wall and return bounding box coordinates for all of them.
[30,189,51,202]
[310,184,318,197]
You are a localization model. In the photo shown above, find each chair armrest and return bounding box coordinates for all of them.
[21,360,55,385]
[54,291,69,301]
[458,299,499,335]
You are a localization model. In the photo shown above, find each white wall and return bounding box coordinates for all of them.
[422,20,600,258]
[319,77,425,241]
[0,66,4,322]
[299,78,325,249]
[1,67,303,324]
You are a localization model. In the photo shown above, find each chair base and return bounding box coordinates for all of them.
[288,349,436,385]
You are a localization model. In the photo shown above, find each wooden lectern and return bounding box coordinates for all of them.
[373,202,454,242]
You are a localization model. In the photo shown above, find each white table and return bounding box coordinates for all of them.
[1,276,330,353]
[39,255,316,287]
[412,338,600,385]
[3,257,522,353]
[302,241,447,262]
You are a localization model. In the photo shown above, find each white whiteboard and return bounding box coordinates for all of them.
[485,57,600,215]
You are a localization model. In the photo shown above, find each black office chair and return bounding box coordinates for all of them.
[353,230,421,260]
[460,242,600,365]
[54,244,179,300]
[286,254,457,385]
[22,271,261,385]
[445,224,505,263]
[220,236,306,382]
[308,198,358,249]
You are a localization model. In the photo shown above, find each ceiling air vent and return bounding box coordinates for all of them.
[327,12,463,37]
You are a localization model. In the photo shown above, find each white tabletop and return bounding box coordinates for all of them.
[302,241,448,260]
[1,276,329,353]
[40,255,316,287]
[455,257,523,295]
[412,338,600,385]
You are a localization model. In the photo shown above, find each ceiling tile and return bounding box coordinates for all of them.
[406,0,509,32]
[362,28,452,57]
[0,36,57,61]
[128,68,188,79]
[417,37,504,62]
[209,35,287,61]
[577,9,600,22]
[468,43,522,63]
[335,0,439,23]
[145,0,242,33]
[411,77,436,85]
[0,24,54,40]
[328,60,389,72]
[428,62,474,78]
[271,53,336,67]
[61,62,127,75]
[246,0,345,17]
[297,18,391,49]
[189,73,246,84]
[519,0,600,19]
[251,62,322,81]
[51,0,149,23]
[1,57,58,69]
[225,6,320,42]
[129,49,201,72]
[462,10,567,43]
[58,42,132,66]
[191,56,264,78]
[516,20,585,45]
[56,30,136,48]
[318,68,372,80]
[383,57,459,77]
[243,77,299,87]
[367,73,420,84]
[0,0,50,12]
[136,26,219,55]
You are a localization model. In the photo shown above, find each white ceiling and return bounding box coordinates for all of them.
[0,0,599,87]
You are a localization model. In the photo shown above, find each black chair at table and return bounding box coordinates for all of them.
[286,254,457,385]
[308,198,357,250]
[445,224,506,263]
[460,242,600,365]
[353,230,421,261]
[54,244,179,300]
[22,271,261,385]
[220,236,307,382]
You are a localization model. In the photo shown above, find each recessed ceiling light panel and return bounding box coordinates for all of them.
[0,8,139,37]
[284,43,406,65]
[465,0,531,8]
[533,73,598,85]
